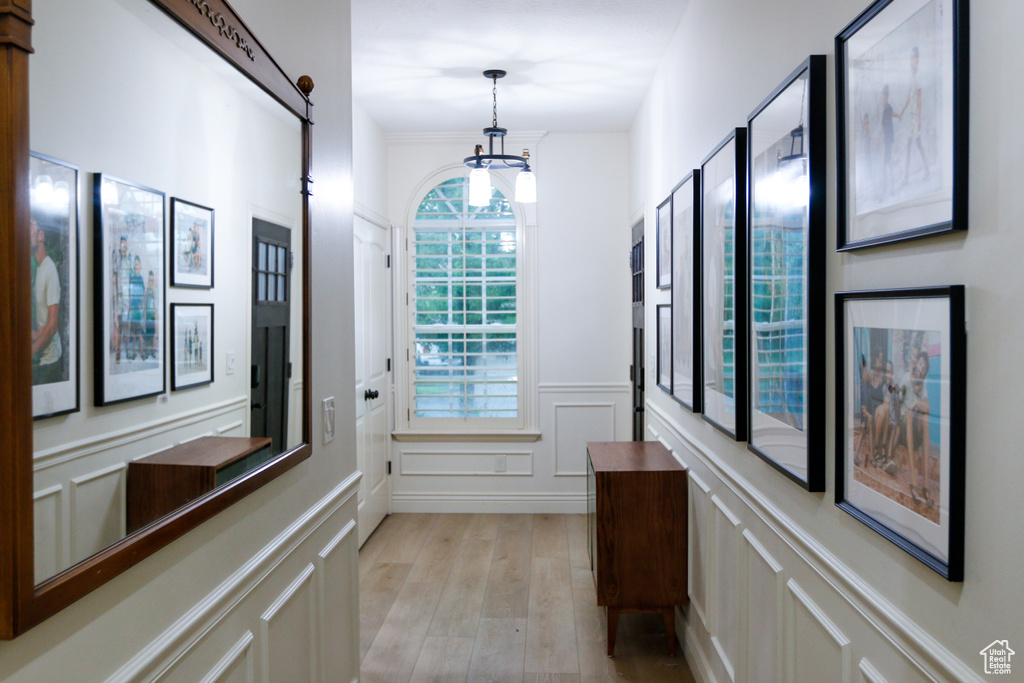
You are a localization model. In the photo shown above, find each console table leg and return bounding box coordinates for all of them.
[661,606,677,656]
[607,606,620,657]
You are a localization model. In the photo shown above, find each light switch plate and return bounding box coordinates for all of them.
[495,454,507,473]
[226,352,236,375]
[323,397,335,444]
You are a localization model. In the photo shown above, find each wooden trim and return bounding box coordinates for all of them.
[1,0,316,639]
[147,0,308,117]
[0,0,34,641]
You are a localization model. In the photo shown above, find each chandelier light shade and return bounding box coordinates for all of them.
[463,69,536,205]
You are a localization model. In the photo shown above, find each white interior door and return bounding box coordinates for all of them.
[354,215,391,546]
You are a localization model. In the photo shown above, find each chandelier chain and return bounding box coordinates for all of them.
[492,75,498,127]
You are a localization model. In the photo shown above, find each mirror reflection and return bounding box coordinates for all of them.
[31,0,304,583]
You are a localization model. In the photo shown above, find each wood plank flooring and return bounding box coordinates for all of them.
[359,513,696,683]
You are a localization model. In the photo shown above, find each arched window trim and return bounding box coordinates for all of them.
[392,165,539,440]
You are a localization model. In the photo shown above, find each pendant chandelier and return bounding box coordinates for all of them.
[464,69,536,207]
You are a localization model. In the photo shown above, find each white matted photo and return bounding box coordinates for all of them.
[171,303,214,391]
[836,286,965,580]
[171,197,214,288]
[837,0,967,249]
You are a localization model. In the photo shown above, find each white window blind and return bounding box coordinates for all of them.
[412,178,519,420]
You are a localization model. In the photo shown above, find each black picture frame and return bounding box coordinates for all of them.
[30,152,81,420]
[700,129,748,440]
[656,303,672,394]
[170,197,215,288]
[670,170,702,413]
[746,56,827,491]
[835,285,965,581]
[836,0,968,250]
[170,303,214,390]
[93,174,167,406]
[656,196,672,289]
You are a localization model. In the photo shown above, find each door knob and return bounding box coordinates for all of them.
[252,401,265,410]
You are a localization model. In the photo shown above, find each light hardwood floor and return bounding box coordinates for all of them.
[359,513,697,683]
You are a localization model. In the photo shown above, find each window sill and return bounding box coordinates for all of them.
[391,430,542,443]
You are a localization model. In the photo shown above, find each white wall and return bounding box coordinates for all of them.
[633,0,1023,681]
[0,0,359,679]
[353,100,390,222]
[385,133,632,512]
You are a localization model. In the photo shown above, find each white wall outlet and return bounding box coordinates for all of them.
[495,454,507,473]
[226,352,236,375]
[322,397,336,444]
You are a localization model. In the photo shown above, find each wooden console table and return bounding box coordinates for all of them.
[127,436,273,533]
[587,441,688,656]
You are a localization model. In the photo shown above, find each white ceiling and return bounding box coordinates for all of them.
[351,0,690,134]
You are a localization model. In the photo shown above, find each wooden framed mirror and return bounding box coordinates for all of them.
[1,0,313,638]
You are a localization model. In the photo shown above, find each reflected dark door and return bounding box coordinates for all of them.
[251,218,291,454]
[631,219,644,441]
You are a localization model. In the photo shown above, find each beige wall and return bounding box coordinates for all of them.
[633,0,1023,680]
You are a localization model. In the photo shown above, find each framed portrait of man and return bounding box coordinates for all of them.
[30,153,80,419]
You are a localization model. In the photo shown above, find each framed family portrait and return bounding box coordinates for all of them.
[746,56,827,490]
[700,129,748,440]
[656,304,672,393]
[94,174,166,406]
[171,197,214,288]
[671,170,701,412]
[656,196,672,289]
[836,0,968,250]
[835,286,965,580]
[30,153,80,419]
[171,304,214,390]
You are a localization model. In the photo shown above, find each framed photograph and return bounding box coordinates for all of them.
[656,304,672,393]
[671,170,701,412]
[171,304,214,390]
[30,153,80,419]
[836,0,968,250]
[700,129,748,440]
[656,196,672,289]
[746,56,827,490]
[835,286,965,580]
[171,198,214,288]
[94,174,166,406]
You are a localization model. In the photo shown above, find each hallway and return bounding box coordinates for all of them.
[359,513,696,682]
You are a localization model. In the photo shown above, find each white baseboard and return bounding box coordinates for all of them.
[391,491,586,514]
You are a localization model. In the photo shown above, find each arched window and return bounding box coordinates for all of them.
[408,177,522,426]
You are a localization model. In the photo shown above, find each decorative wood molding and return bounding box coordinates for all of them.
[147,0,308,117]
[0,0,34,642]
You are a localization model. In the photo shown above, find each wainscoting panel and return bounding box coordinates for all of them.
[199,632,254,683]
[711,495,743,683]
[260,564,318,683]
[552,402,615,476]
[317,520,360,683]
[33,397,249,582]
[32,484,64,583]
[743,530,783,683]
[69,462,126,565]
[390,383,629,513]
[646,401,983,683]
[787,579,851,683]
[399,450,534,476]
[111,473,361,683]
[688,471,712,632]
